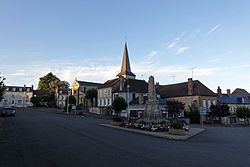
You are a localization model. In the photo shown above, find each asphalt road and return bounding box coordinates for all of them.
[0,108,250,167]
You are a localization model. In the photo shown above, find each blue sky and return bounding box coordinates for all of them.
[1,0,250,93]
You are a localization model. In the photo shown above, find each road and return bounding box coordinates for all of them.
[0,108,250,167]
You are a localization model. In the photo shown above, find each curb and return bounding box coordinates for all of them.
[101,124,205,141]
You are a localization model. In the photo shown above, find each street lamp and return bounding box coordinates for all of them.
[127,85,130,120]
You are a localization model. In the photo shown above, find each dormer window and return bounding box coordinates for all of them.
[19,88,22,91]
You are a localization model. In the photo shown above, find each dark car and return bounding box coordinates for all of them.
[0,107,16,117]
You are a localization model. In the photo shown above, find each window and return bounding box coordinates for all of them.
[193,100,198,107]
[202,100,206,108]
[19,88,22,91]
[18,100,22,104]
[100,99,102,106]
[13,88,16,91]
[107,99,110,106]
[212,100,216,105]
[208,100,211,108]
[6,88,9,91]
[27,88,30,92]
[104,99,106,106]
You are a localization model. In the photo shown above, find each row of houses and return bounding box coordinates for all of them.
[1,43,250,118]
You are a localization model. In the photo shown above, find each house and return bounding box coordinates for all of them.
[55,81,70,108]
[71,80,103,108]
[0,85,34,107]
[158,78,217,113]
[217,87,250,113]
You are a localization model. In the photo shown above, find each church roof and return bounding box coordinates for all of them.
[117,43,136,77]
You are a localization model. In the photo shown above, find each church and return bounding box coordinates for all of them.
[97,43,151,116]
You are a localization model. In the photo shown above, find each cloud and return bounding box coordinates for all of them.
[207,24,221,34]
[176,47,190,55]
[146,50,159,58]
[167,37,180,48]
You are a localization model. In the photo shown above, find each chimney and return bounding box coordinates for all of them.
[119,76,124,91]
[31,85,34,91]
[226,89,231,95]
[24,84,26,88]
[188,78,193,95]
[139,93,143,105]
[217,86,222,95]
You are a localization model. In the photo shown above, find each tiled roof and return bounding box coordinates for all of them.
[113,79,148,93]
[158,80,216,98]
[76,80,103,87]
[232,88,250,97]
[98,78,120,89]
[218,94,250,104]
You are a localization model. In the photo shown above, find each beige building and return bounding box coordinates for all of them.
[0,85,34,107]
[158,78,217,112]
[71,80,103,108]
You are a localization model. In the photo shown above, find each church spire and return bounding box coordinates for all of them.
[117,42,136,79]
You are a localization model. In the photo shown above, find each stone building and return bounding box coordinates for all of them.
[158,78,217,113]
[0,85,34,107]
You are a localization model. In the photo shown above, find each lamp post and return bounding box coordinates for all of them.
[67,89,71,115]
[127,85,130,120]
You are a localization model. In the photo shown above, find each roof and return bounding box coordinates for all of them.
[232,88,250,97]
[76,80,103,88]
[6,85,33,92]
[117,43,136,77]
[98,78,119,89]
[113,79,148,93]
[218,94,250,104]
[158,80,216,98]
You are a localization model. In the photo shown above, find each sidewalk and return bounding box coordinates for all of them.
[101,124,205,140]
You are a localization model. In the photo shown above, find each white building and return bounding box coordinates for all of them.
[0,85,34,107]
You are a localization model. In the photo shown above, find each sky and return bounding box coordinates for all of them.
[0,0,250,93]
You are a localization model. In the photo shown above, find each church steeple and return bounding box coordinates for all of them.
[117,43,136,79]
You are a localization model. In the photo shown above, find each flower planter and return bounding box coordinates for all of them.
[168,128,186,135]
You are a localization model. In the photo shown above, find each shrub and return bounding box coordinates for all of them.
[170,122,183,129]
[112,116,123,122]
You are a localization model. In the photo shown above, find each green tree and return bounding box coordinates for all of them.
[0,75,6,102]
[30,96,41,107]
[85,88,97,107]
[166,100,185,119]
[236,106,250,125]
[112,97,127,116]
[186,103,200,123]
[209,104,230,123]
[38,72,60,93]
[37,72,61,107]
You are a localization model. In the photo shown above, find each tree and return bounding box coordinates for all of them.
[186,103,200,123]
[209,104,230,123]
[37,72,61,107]
[112,97,127,116]
[38,72,60,93]
[30,96,41,107]
[236,106,250,125]
[85,88,97,107]
[166,100,185,119]
[0,75,6,102]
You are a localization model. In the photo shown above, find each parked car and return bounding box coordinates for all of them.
[0,107,16,117]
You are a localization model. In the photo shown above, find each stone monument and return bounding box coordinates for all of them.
[144,76,162,122]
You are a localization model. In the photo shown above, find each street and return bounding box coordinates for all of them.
[0,108,250,167]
